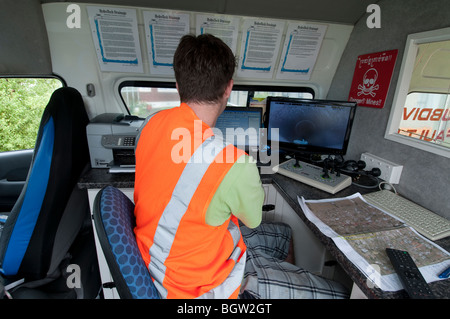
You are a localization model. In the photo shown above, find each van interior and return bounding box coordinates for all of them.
[0,0,449,301]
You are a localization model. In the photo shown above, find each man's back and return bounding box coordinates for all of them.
[134,103,250,298]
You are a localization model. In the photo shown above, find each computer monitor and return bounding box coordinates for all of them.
[265,97,357,156]
[214,107,262,148]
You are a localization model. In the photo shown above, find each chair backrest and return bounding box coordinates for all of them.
[0,87,92,281]
[93,186,160,299]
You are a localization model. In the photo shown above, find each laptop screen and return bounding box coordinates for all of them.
[214,107,262,148]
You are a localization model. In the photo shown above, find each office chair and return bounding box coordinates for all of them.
[93,186,160,299]
[0,87,100,298]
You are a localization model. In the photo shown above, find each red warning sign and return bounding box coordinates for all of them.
[348,49,398,108]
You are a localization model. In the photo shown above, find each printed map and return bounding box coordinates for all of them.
[305,196,404,235]
[343,227,449,275]
[299,194,450,288]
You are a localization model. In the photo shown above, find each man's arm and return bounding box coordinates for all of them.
[205,155,264,228]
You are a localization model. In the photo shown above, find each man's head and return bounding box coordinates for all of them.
[173,34,236,105]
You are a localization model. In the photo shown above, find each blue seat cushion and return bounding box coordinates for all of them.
[95,186,160,299]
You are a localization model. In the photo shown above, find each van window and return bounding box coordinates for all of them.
[119,82,179,118]
[385,28,450,158]
[119,81,313,118]
[229,85,314,110]
[0,78,63,152]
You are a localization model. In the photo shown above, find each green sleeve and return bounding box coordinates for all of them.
[205,155,264,228]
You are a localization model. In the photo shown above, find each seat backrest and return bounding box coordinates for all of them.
[93,186,160,299]
[0,87,91,280]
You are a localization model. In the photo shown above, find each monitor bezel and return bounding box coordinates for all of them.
[264,97,357,156]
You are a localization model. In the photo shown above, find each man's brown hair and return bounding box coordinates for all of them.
[173,34,236,104]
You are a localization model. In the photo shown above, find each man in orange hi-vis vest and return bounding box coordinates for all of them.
[134,34,349,299]
[134,34,261,299]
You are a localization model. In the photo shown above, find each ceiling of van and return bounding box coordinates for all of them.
[40,0,378,24]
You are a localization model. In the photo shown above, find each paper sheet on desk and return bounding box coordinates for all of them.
[298,193,450,291]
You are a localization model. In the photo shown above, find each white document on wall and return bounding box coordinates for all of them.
[276,23,327,81]
[87,6,143,73]
[195,14,240,54]
[144,11,190,76]
[237,18,285,79]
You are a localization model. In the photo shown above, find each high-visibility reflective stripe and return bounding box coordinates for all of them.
[197,251,246,299]
[148,136,229,298]
[227,220,242,263]
[227,220,241,250]
[195,219,245,299]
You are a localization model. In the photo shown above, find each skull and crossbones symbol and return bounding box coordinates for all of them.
[358,68,379,97]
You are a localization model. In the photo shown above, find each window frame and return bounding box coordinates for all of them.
[118,80,315,116]
[385,27,450,158]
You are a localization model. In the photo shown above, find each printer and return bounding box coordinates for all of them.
[86,113,144,171]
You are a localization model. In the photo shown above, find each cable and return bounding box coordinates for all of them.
[378,181,397,193]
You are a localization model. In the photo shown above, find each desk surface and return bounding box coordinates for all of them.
[78,168,450,299]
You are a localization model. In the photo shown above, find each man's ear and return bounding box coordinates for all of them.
[224,79,233,98]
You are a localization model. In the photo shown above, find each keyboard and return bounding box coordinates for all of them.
[363,190,450,241]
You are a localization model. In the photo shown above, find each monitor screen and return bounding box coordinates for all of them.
[265,97,356,156]
[214,107,262,148]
